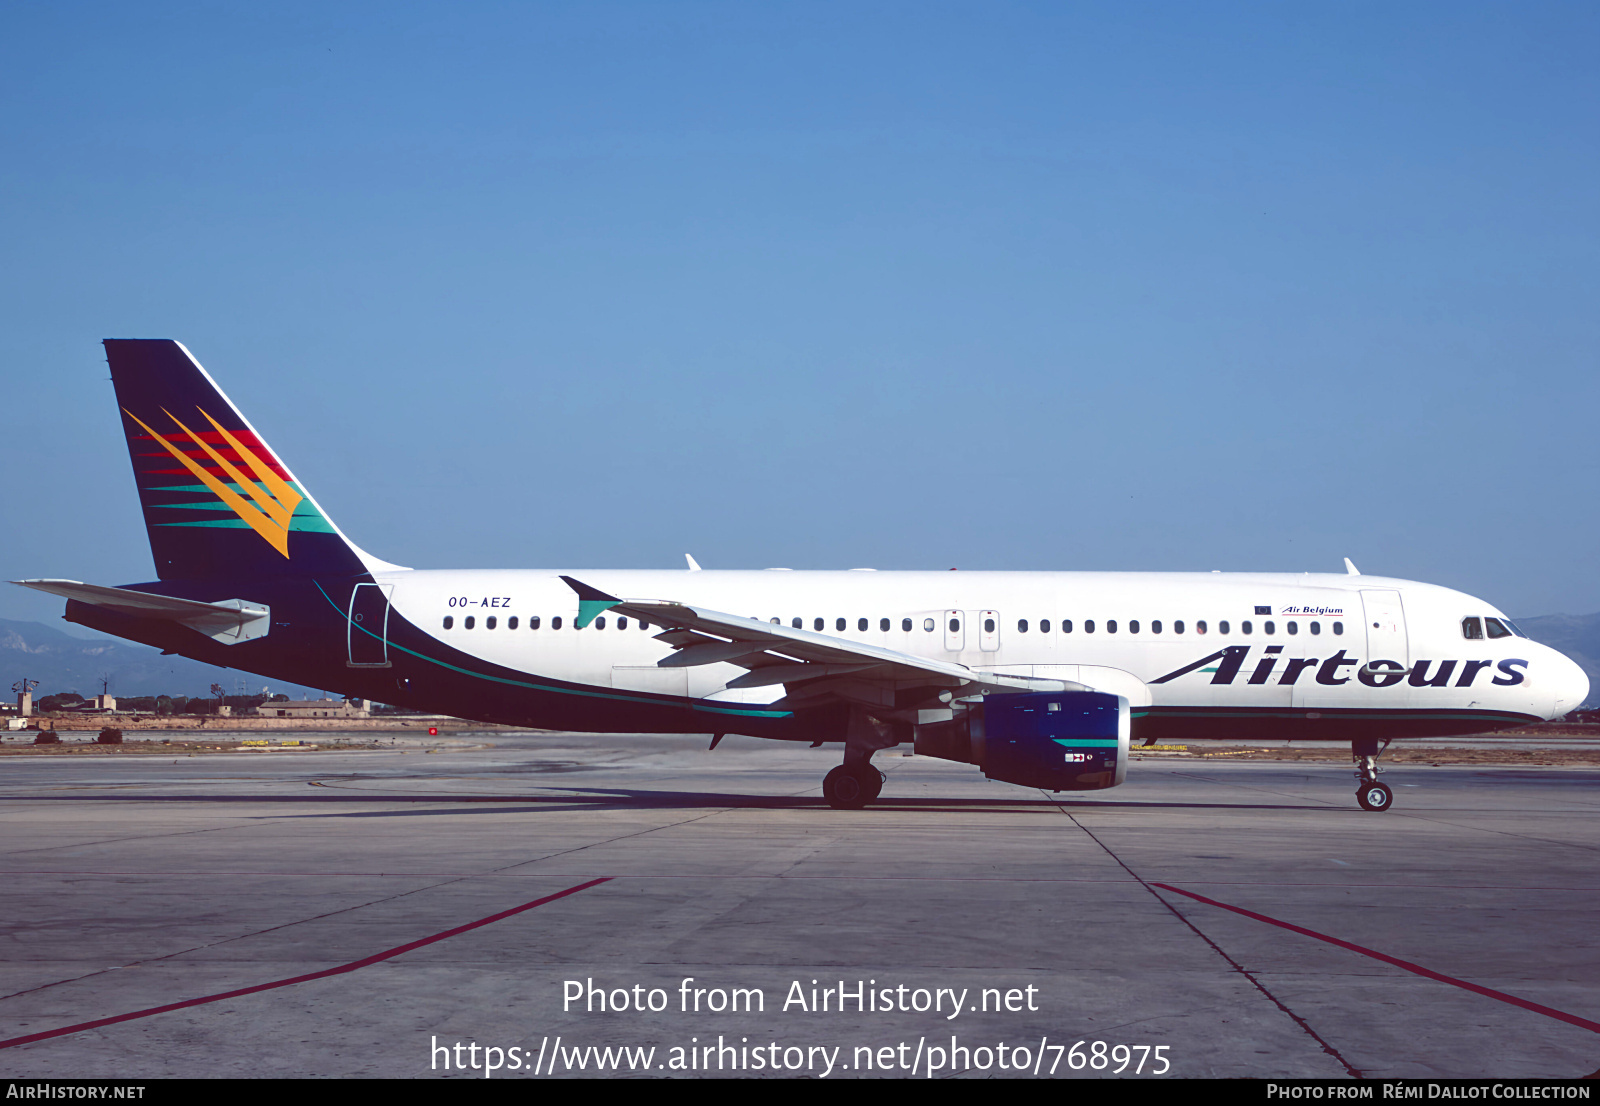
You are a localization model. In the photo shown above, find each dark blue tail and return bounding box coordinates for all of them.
[106,339,373,581]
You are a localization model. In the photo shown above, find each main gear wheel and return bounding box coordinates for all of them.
[822,764,884,809]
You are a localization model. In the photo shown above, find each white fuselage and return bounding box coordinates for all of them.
[378,568,1588,725]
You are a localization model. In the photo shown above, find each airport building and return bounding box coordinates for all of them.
[254,698,371,719]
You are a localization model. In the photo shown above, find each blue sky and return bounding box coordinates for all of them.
[2,1,1596,629]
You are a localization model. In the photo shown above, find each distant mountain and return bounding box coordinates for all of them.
[1516,612,1600,708]
[0,619,272,699]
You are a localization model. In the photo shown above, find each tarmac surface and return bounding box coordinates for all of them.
[0,731,1597,1080]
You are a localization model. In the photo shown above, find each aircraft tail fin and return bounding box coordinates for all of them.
[104,339,394,581]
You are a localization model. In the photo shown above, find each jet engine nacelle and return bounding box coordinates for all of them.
[913,690,1130,791]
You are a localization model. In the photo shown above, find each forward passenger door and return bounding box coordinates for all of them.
[1361,590,1409,666]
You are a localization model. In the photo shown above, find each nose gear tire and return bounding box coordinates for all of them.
[1356,782,1393,812]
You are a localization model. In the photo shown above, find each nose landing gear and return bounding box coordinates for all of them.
[1353,737,1394,811]
[1357,780,1393,812]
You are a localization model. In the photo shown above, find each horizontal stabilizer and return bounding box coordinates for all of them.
[12,579,270,645]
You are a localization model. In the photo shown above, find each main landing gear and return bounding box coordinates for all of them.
[1353,736,1393,812]
[822,763,885,810]
[820,708,898,810]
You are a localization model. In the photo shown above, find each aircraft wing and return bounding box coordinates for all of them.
[561,576,1081,712]
[12,579,270,645]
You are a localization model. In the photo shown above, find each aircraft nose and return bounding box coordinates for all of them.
[1544,647,1591,720]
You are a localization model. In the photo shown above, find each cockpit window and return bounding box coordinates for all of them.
[1485,617,1513,639]
[1502,619,1527,638]
[1462,616,1483,640]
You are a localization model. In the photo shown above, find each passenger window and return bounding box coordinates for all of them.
[1218,621,1228,635]
[770,617,781,625]
[1196,620,1207,634]
[1241,621,1251,634]
[487,616,498,630]
[1151,620,1162,634]
[1085,620,1096,633]
[1129,620,1139,633]
[814,618,824,631]
[1107,620,1118,633]
[552,616,563,630]
[508,616,518,630]
[859,618,869,632]
[948,618,959,633]
[1017,619,1029,633]
[924,618,935,632]
[530,616,541,630]
[594,617,605,630]
[880,618,890,632]
[983,617,996,633]
[616,617,626,630]
[1264,621,1275,635]
[465,616,475,630]
[902,618,912,632]
[442,616,453,630]
[1286,621,1297,635]
[1332,622,1341,635]
[792,617,802,629]
[1485,618,1512,639]
[639,621,649,631]
[837,618,846,632]
[1062,620,1073,633]
[1174,621,1184,634]
[1462,617,1483,640]
[1309,621,1320,635]
[1040,619,1051,633]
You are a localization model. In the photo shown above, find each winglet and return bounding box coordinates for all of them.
[685,554,702,571]
[560,575,621,629]
[1344,557,1361,576]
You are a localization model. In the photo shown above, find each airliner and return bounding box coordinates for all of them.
[15,341,1590,813]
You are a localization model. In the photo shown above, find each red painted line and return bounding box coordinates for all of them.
[0,877,610,1050]
[1152,882,1600,1035]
